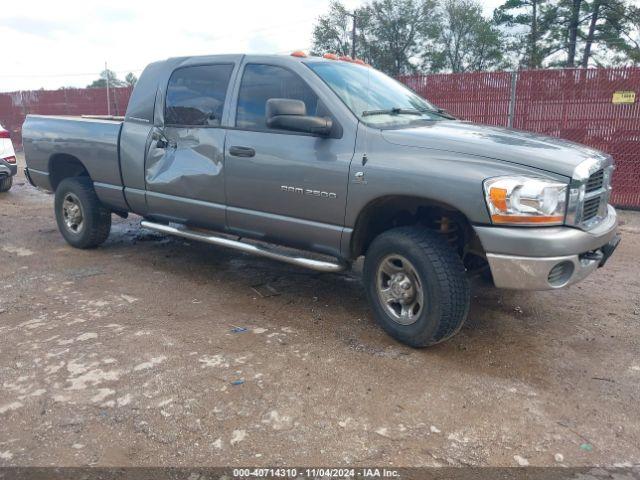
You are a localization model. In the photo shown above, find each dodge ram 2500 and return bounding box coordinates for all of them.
[22,53,620,347]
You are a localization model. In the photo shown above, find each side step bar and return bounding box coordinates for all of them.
[140,220,347,273]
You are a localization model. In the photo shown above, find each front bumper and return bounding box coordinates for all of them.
[478,206,620,290]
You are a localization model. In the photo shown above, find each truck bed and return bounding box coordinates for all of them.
[22,115,123,195]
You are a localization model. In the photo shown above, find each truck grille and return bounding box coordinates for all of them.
[578,166,612,227]
[585,169,604,193]
[582,196,601,222]
[569,158,613,230]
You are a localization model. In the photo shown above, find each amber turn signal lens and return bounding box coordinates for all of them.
[489,187,508,212]
[290,50,307,58]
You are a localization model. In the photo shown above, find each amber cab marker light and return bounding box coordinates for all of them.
[489,187,508,212]
[339,55,354,62]
[323,53,339,60]
[290,50,308,58]
[353,59,366,65]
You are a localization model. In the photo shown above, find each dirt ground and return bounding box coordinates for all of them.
[0,153,639,468]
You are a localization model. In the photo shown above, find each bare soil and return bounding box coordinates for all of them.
[0,154,639,467]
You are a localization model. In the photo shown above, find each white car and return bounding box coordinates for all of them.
[0,124,17,192]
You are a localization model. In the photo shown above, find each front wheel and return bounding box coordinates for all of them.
[363,226,470,347]
[0,176,12,192]
[54,177,111,249]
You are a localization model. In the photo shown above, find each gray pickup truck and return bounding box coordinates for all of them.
[22,53,620,347]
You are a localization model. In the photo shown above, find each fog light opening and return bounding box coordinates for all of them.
[548,261,575,287]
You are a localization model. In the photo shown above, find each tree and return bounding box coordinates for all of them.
[87,69,125,89]
[581,0,602,66]
[311,1,360,57]
[364,0,438,75]
[494,0,556,68]
[311,0,437,75]
[423,0,506,72]
[125,72,138,87]
[547,0,636,67]
[312,0,640,73]
[617,4,640,65]
[566,0,583,66]
[583,0,637,66]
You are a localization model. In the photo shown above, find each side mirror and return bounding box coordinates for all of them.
[266,98,333,137]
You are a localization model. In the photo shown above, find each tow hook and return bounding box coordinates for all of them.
[580,234,621,268]
[598,235,621,268]
[580,251,603,262]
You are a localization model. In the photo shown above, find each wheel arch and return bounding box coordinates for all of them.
[48,153,91,191]
[349,195,486,268]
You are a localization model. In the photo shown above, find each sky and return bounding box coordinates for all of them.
[0,0,503,92]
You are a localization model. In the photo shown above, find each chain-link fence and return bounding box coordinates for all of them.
[0,86,132,148]
[0,68,638,207]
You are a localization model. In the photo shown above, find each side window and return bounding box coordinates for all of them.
[165,64,234,127]
[236,64,319,130]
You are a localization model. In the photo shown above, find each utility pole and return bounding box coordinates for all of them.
[351,13,357,59]
[105,61,111,116]
[346,11,357,59]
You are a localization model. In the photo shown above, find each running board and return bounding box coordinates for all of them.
[140,220,347,273]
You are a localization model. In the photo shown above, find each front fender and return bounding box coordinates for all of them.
[344,136,569,229]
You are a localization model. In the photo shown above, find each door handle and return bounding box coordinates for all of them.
[229,146,255,158]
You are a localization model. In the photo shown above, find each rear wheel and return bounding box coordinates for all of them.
[363,226,470,347]
[54,177,111,248]
[0,176,12,192]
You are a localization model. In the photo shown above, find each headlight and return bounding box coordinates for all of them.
[483,176,567,225]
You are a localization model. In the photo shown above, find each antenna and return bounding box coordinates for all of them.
[363,66,370,166]
[105,61,111,116]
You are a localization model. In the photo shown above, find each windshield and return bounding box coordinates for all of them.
[306,61,449,128]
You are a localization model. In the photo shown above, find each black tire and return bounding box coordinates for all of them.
[0,176,12,192]
[54,177,111,249]
[363,226,470,347]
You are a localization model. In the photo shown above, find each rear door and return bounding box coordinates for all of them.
[144,63,236,229]
[224,61,356,257]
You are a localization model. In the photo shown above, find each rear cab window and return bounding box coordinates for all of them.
[165,64,234,127]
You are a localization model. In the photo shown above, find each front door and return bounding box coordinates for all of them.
[225,63,355,256]
[145,63,235,230]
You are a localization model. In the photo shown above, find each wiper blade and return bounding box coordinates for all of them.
[362,107,424,117]
[433,108,456,120]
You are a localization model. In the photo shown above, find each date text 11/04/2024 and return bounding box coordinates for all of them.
[232,468,401,478]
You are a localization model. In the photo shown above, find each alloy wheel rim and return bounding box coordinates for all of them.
[62,193,84,234]
[376,254,424,325]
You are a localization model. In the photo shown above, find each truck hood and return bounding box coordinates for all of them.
[381,121,610,178]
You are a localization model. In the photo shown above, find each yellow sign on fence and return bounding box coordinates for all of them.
[612,91,636,104]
